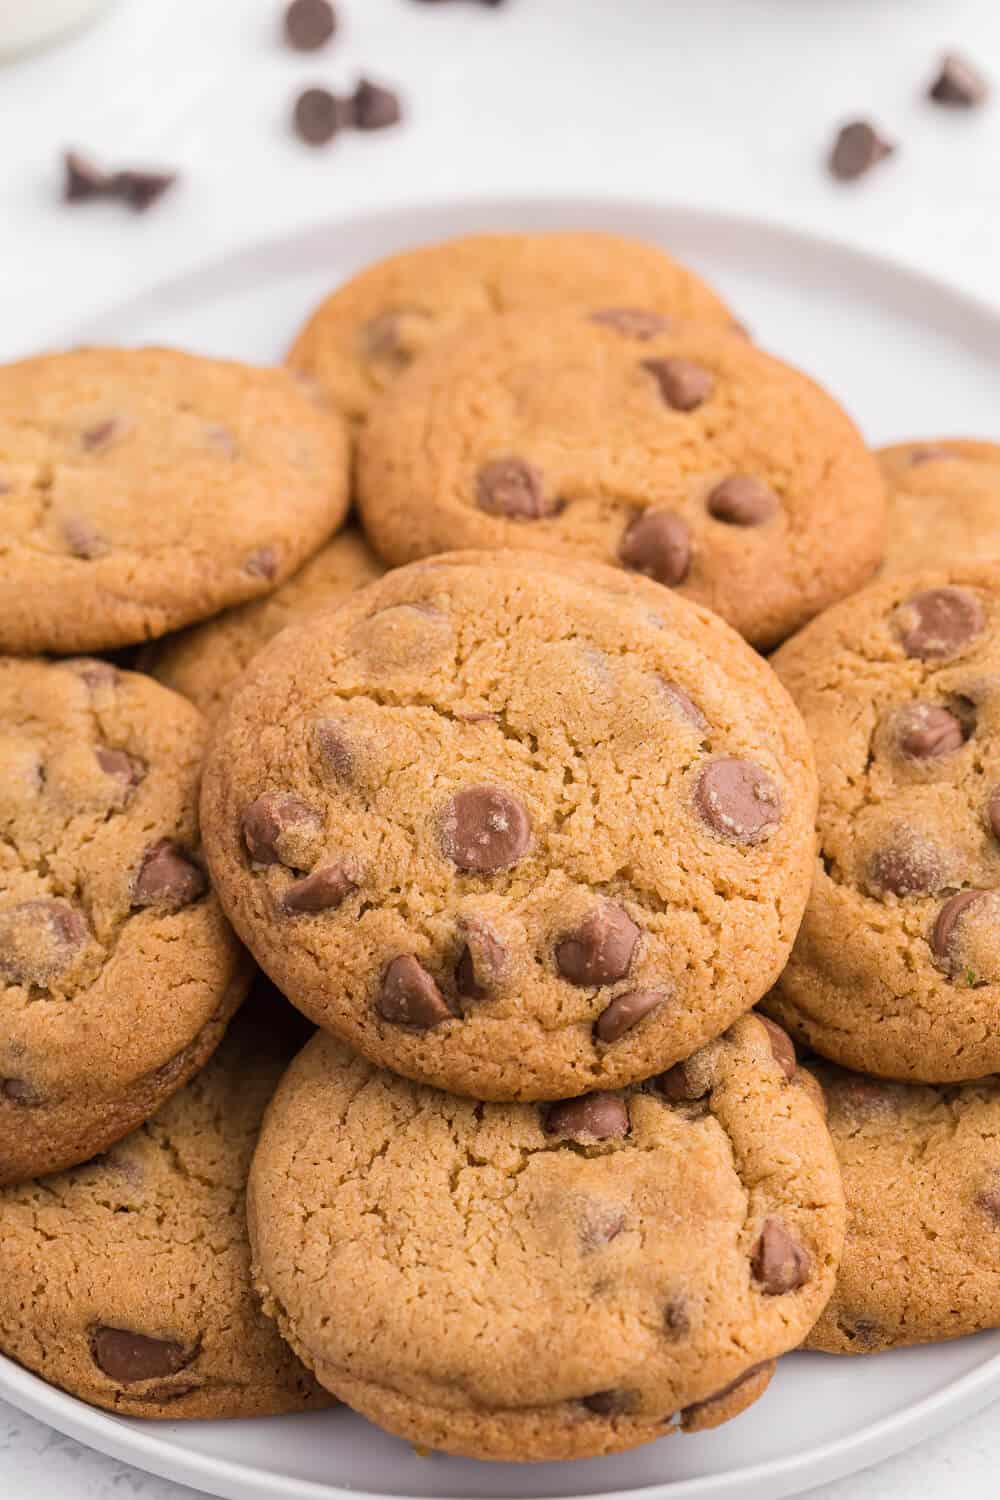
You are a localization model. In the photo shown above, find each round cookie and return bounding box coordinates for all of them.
[142,527,383,723]
[0,987,332,1418]
[0,657,250,1185]
[248,1014,844,1462]
[201,551,818,1101]
[880,439,1000,577]
[0,347,350,654]
[286,231,737,424]
[806,1065,1000,1354]
[766,564,1000,1081]
[357,307,886,650]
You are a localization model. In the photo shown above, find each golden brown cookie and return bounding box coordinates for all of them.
[0,986,332,1418]
[767,564,1000,1080]
[0,347,350,654]
[357,307,886,649]
[0,658,250,1185]
[202,551,818,1101]
[807,1064,1000,1354]
[143,527,383,722]
[880,439,1000,576]
[287,231,736,423]
[248,1014,844,1461]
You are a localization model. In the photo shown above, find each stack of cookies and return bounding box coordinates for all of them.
[1,229,999,1461]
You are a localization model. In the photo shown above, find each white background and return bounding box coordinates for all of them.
[1,0,999,1496]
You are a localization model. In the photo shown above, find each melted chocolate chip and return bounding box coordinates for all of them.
[377,955,456,1028]
[581,1388,634,1416]
[595,988,666,1044]
[245,546,279,580]
[0,899,89,986]
[694,759,782,844]
[658,679,707,730]
[455,920,508,999]
[976,1181,1000,1223]
[90,1327,196,1384]
[133,842,207,910]
[930,890,989,970]
[81,418,126,452]
[96,747,145,795]
[663,1297,691,1339]
[556,903,639,986]
[642,357,713,411]
[242,793,322,867]
[893,587,985,660]
[751,1218,810,1294]
[63,516,110,559]
[867,834,944,896]
[1,1078,41,1107]
[283,862,356,914]
[655,1060,707,1103]
[894,703,966,760]
[441,786,531,872]
[590,308,670,339]
[619,510,691,586]
[314,719,354,782]
[758,1015,796,1080]
[476,458,557,520]
[545,1093,630,1142]
[707,475,779,526]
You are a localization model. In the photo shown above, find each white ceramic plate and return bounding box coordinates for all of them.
[3,197,1000,1500]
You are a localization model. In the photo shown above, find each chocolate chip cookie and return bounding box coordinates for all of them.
[357,307,886,649]
[766,565,1000,1080]
[247,1013,843,1460]
[0,347,350,654]
[0,986,331,1418]
[880,439,1000,577]
[0,658,250,1185]
[286,231,737,424]
[201,551,818,1101]
[143,527,383,722]
[806,1064,1000,1353]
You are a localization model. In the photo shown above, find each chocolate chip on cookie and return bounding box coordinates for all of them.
[441,786,531,871]
[476,458,557,520]
[243,793,322,868]
[556,903,640,986]
[751,1218,810,1294]
[619,510,691,586]
[707,476,780,527]
[642,357,713,411]
[893,586,985,659]
[595,988,667,1044]
[377,955,456,1028]
[695,759,782,844]
[545,1093,630,1142]
[878,440,1000,577]
[133,842,207,909]
[590,308,671,339]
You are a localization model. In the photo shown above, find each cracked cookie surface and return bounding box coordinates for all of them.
[880,439,1000,577]
[806,1063,1000,1353]
[143,527,383,723]
[0,987,331,1418]
[286,231,736,424]
[0,657,250,1184]
[201,552,817,1101]
[0,347,350,654]
[247,1013,844,1461]
[767,564,1000,1080]
[357,307,885,649]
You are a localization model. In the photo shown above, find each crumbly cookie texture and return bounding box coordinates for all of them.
[0,658,250,1185]
[879,439,1000,577]
[807,1064,1000,1354]
[201,551,817,1101]
[0,347,350,654]
[767,564,1000,1080]
[357,306,886,650]
[143,527,383,723]
[286,230,736,423]
[248,1013,844,1462]
[0,989,331,1419]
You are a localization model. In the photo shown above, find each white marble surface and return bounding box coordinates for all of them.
[1,0,999,1495]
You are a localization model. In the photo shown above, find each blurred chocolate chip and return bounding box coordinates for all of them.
[595,988,666,1044]
[284,0,337,50]
[556,903,639,986]
[642,357,713,411]
[1,1078,41,1107]
[64,150,112,201]
[829,120,895,181]
[293,87,348,146]
[894,703,966,759]
[581,1388,634,1416]
[590,308,670,339]
[579,1201,627,1250]
[751,1218,810,1294]
[545,1093,630,1142]
[930,889,988,968]
[893,586,985,659]
[63,517,110,559]
[757,1015,796,1080]
[694,759,782,844]
[283,862,356,914]
[133,841,207,910]
[352,78,402,131]
[314,720,354,782]
[378,955,456,1028]
[909,445,951,465]
[96,747,145,795]
[663,1297,691,1339]
[113,170,177,213]
[929,52,989,107]
[976,1181,1000,1223]
[707,475,779,526]
[0,899,88,986]
[658,678,707,730]
[441,786,531,872]
[63,151,175,211]
[619,510,691,586]
[868,834,944,896]
[245,546,279,580]
[81,418,126,452]
[242,792,322,866]
[476,457,556,519]
[90,1327,195,1384]
[656,1060,707,1103]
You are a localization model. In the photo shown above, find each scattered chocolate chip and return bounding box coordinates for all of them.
[894,702,966,759]
[658,679,707,731]
[930,889,989,968]
[283,862,356,914]
[590,308,670,339]
[284,0,337,50]
[545,1093,630,1143]
[663,1297,691,1339]
[90,1327,195,1384]
[893,586,985,659]
[976,1181,1000,1223]
[642,357,713,411]
[64,150,112,201]
[377,955,456,1028]
[242,792,322,867]
[581,1388,634,1417]
[245,546,279,580]
[751,1218,810,1294]
[656,1060,707,1103]
[707,475,779,526]
[829,120,895,181]
[441,786,531,873]
[133,841,207,910]
[556,903,639,986]
[619,509,691,586]
[0,899,88,986]
[757,1015,796,1080]
[96,747,145,795]
[352,78,402,131]
[293,88,350,146]
[929,52,989,108]
[455,919,508,999]
[63,152,176,211]
[63,516,110,559]
[595,988,666,1044]
[113,170,177,213]
[476,457,557,520]
[694,759,782,844]
[314,720,354,782]
[0,1079,41,1107]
